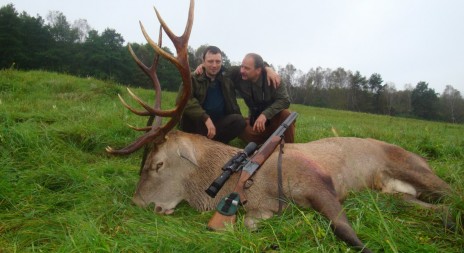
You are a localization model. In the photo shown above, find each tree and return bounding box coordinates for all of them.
[0,4,22,68]
[187,46,196,71]
[278,63,303,102]
[411,81,439,120]
[75,28,126,80]
[72,18,91,43]
[368,73,383,93]
[304,67,328,107]
[327,68,351,109]
[42,11,81,72]
[18,12,53,69]
[46,11,79,43]
[440,85,463,123]
[380,82,397,115]
[368,73,384,113]
[347,71,367,111]
[0,4,54,69]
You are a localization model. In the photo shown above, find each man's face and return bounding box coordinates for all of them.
[240,56,261,82]
[203,51,222,78]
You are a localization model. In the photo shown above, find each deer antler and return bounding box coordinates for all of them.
[106,0,194,155]
[123,25,163,126]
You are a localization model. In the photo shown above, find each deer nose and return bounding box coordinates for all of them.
[155,205,175,215]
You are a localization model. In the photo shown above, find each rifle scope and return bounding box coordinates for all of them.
[205,142,257,198]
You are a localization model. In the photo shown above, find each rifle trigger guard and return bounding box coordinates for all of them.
[244,179,254,189]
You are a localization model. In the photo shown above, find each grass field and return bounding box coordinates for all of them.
[1,70,463,252]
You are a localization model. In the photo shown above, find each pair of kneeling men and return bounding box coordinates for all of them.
[177,46,295,145]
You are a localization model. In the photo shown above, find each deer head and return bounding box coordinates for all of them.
[106,0,194,155]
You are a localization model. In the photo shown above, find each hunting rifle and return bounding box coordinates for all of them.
[207,111,298,230]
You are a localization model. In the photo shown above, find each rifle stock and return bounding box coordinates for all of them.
[207,212,236,231]
[206,192,240,230]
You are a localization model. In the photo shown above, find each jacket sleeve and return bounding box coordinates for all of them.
[262,82,290,120]
[225,66,241,87]
[176,76,209,122]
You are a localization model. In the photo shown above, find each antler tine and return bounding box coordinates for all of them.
[152,25,163,127]
[128,124,152,132]
[116,93,150,116]
[153,0,194,53]
[107,0,194,155]
[126,88,178,117]
[106,127,165,155]
[140,22,180,69]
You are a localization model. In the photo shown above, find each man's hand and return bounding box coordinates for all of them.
[204,117,216,139]
[195,64,204,75]
[265,67,281,88]
[252,114,267,133]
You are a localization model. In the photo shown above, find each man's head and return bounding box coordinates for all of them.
[240,53,264,82]
[202,46,223,79]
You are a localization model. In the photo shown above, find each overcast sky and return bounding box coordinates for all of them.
[3,0,464,93]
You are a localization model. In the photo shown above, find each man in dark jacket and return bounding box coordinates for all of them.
[176,46,245,144]
[229,53,295,144]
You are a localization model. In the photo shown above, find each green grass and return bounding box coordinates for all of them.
[1,70,463,252]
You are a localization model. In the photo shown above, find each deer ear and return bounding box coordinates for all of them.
[175,137,198,166]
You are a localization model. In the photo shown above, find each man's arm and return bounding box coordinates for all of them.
[176,80,205,120]
[176,77,217,139]
[264,66,281,88]
[176,86,216,139]
[261,84,291,121]
[194,64,281,87]
[252,114,268,133]
[253,86,289,133]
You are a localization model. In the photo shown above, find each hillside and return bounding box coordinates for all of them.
[1,70,463,252]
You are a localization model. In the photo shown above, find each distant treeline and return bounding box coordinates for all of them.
[1,4,463,123]
[278,66,464,123]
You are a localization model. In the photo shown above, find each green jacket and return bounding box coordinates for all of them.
[228,66,290,120]
[176,69,242,122]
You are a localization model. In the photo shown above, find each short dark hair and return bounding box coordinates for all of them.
[245,53,264,69]
[202,46,222,60]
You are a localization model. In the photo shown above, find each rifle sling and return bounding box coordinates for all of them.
[277,139,285,215]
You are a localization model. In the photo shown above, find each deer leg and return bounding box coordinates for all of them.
[400,193,456,231]
[309,190,373,253]
[281,155,372,252]
[401,193,437,209]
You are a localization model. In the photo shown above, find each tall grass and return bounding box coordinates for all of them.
[1,70,463,252]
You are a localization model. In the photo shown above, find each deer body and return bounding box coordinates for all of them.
[131,131,450,253]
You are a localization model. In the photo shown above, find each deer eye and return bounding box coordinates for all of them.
[154,162,163,172]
